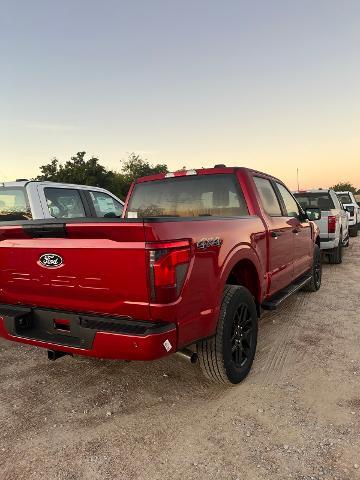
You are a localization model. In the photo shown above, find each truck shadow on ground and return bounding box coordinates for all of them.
[0,294,300,438]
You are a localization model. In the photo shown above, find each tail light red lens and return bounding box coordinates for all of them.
[328,215,337,233]
[146,240,191,303]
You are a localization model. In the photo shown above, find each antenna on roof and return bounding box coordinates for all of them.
[296,168,300,191]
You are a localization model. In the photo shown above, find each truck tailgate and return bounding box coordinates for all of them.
[0,221,150,319]
[314,209,337,239]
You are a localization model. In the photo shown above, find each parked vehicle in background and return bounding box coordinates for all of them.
[336,191,360,237]
[0,181,124,221]
[0,166,321,385]
[293,189,349,264]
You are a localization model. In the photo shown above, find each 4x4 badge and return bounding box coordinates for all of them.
[39,253,63,268]
[196,237,223,249]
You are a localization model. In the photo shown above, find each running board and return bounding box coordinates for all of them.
[261,273,312,311]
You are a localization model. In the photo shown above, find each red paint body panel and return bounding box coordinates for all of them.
[144,216,267,346]
[0,167,318,361]
[0,223,150,319]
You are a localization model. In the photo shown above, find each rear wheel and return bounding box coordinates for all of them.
[197,285,258,385]
[303,245,322,292]
[349,226,358,238]
[328,235,343,264]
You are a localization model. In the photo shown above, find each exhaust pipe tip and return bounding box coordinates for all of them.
[176,348,198,364]
[189,352,198,364]
[47,350,69,361]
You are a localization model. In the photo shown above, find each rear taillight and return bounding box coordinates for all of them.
[328,215,337,233]
[146,240,192,303]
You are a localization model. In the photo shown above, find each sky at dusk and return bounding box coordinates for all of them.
[1,0,360,190]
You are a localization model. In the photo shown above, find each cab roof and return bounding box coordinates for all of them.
[134,166,284,184]
[0,180,111,191]
[293,189,332,194]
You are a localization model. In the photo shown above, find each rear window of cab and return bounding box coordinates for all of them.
[294,192,335,210]
[126,174,248,218]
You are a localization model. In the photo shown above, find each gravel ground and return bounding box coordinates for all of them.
[0,238,359,480]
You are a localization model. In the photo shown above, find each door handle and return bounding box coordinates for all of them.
[271,231,282,238]
[292,229,300,234]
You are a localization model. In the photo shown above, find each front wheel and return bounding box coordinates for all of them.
[197,285,258,385]
[303,244,322,292]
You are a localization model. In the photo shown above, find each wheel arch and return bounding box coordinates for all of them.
[221,248,263,317]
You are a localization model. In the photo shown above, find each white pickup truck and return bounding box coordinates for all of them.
[293,189,349,264]
[0,180,124,221]
[336,191,360,237]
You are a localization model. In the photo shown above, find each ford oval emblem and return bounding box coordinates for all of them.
[39,253,63,268]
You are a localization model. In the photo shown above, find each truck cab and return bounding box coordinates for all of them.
[0,181,124,221]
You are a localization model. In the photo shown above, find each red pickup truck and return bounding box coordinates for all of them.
[0,166,322,384]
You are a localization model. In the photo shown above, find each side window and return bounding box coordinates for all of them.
[276,183,300,218]
[0,187,32,221]
[89,191,123,218]
[253,177,282,216]
[44,188,86,218]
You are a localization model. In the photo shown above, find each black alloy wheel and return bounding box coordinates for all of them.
[231,303,254,368]
[197,285,258,385]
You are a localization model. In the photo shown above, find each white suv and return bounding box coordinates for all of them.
[336,191,359,237]
[294,189,349,264]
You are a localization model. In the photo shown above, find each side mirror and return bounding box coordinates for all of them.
[305,207,321,221]
[345,206,354,217]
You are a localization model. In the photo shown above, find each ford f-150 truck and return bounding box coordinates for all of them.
[0,167,321,384]
[294,189,349,264]
[336,191,360,237]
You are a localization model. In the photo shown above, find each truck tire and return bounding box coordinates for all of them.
[328,236,343,264]
[349,226,358,237]
[303,245,322,292]
[197,285,258,385]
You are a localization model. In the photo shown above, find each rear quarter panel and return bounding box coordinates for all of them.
[144,216,267,347]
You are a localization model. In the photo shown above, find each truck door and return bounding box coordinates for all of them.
[83,190,124,218]
[253,176,294,295]
[39,185,90,219]
[275,182,312,280]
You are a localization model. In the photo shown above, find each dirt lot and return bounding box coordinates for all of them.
[0,239,359,480]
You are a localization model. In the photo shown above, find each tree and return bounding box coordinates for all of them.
[121,153,168,179]
[116,153,168,197]
[329,182,357,193]
[35,152,169,200]
[36,152,115,188]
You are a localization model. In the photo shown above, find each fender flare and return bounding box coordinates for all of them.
[218,242,265,304]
